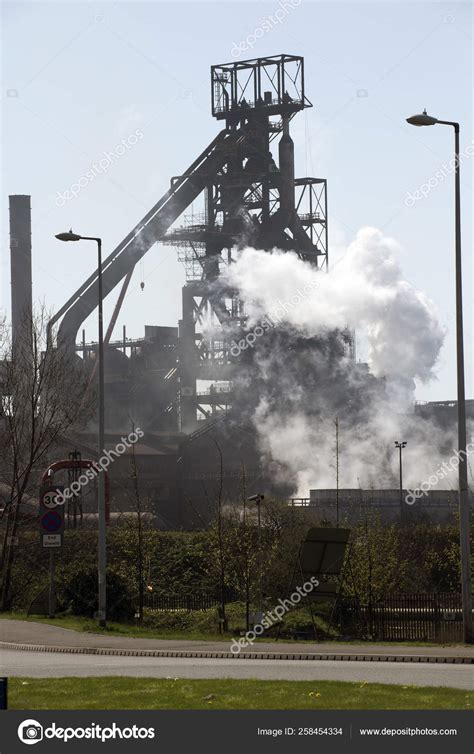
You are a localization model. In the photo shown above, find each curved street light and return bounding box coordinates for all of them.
[55,230,106,629]
[406,109,438,127]
[406,111,472,643]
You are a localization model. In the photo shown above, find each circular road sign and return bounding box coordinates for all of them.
[42,490,63,508]
[41,510,63,533]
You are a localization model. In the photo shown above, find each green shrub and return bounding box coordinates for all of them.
[61,569,134,621]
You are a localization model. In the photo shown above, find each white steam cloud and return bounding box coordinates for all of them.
[227,227,444,393]
[222,227,456,494]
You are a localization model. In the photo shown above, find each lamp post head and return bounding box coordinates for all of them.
[55,229,82,242]
[406,109,438,127]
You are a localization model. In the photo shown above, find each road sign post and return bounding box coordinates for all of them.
[39,486,64,618]
[40,487,64,548]
[48,550,56,618]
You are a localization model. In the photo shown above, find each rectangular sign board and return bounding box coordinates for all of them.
[39,485,65,548]
[42,533,63,548]
[300,527,351,576]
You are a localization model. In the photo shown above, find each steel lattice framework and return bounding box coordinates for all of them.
[50,54,329,433]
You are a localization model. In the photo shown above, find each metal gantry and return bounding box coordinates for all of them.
[50,55,329,433]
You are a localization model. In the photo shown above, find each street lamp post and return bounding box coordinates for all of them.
[394,441,407,520]
[55,230,107,628]
[406,111,473,643]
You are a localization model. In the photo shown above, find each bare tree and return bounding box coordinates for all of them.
[212,439,228,632]
[0,308,91,610]
[222,470,256,631]
[114,424,155,622]
[239,463,252,630]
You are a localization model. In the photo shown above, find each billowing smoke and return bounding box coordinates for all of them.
[221,227,458,494]
[227,228,444,397]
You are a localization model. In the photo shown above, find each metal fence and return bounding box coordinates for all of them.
[338,593,463,642]
[144,595,218,612]
[143,592,464,642]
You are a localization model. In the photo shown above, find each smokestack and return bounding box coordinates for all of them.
[9,195,33,354]
[278,115,295,225]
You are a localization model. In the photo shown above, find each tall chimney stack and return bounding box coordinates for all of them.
[9,194,33,354]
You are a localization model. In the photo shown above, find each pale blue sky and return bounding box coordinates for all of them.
[1,0,472,400]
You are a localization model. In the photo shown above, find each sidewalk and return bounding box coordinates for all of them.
[1,620,473,663]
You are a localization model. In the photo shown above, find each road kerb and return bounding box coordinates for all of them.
[1,640,472,664]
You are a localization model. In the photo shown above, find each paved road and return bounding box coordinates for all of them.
[1,620,472,658]
[2,649,473,688]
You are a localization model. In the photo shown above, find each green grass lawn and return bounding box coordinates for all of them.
[9,677,472,710]
[0,613,463,647]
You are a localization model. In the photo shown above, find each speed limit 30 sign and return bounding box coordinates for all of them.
[41,489,64,508]
[39,486,64,548]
